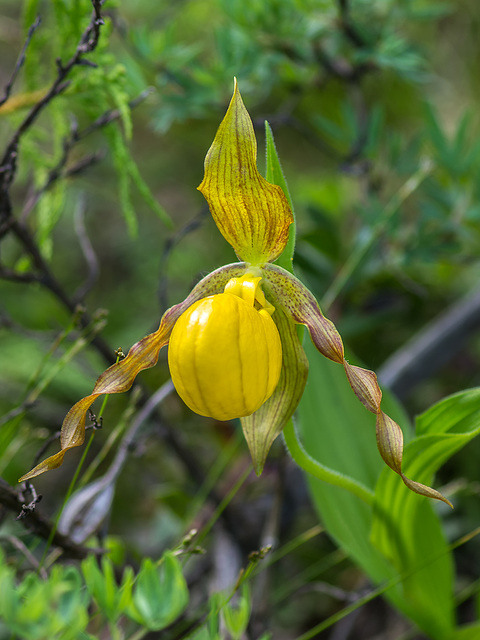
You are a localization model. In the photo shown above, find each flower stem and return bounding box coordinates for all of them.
[195,463,253,546]
[283,420,374,506]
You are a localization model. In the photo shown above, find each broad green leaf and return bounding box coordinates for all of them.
[297,340,455,638]
[82,555,116,622]
[128,553,189,630]
[372,389,480,637]
[297,340,400,578]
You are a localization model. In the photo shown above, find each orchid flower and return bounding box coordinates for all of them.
[20,82,451,508]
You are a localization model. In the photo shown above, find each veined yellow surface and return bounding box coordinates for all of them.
[168,287,282,421]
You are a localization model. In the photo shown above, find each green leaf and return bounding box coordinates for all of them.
[371,388,480,637]
[55,567,88,627]
[297,340,457,638]
[297,341,400,577]
[82,555,124,623]
[127,156,173,228]
[450,622,480,640]
[107,125,138,237]
[265,121,296,273]
[222,585,251,639]
[128,552,189,630]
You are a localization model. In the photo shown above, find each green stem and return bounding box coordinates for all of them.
[321,159,433,312]
[186,432,242,527]
[294,526,480,640]
[195,463,253,547]
[262,524,324,568]
[283,420,374,506]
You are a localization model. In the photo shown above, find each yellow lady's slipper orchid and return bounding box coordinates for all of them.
[19,81,452,509]
[168,274,282,421]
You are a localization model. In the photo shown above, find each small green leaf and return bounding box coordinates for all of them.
[128,552,189,630]
[127,157,173,228]
[222,585,251,639]
[82,555,124,623]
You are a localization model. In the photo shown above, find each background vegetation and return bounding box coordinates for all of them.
[1,0,480,638]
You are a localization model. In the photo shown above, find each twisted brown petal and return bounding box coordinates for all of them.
[20,263,247,481]
[262,263,452,506]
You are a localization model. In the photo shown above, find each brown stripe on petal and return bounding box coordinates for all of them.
[376,413,452,506]
[343,362,382,413]
[401,475,453,508]
[20,263,247,482]
[376,411,403,475]
[263,264,344,363]
[198,81,293,265]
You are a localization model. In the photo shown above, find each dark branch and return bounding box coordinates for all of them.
[0,1,105,198]
[0,16,42,108]
[379,287,480,399]
[0,267,41,284]
[337,0,368,49]
[0,478,101,559]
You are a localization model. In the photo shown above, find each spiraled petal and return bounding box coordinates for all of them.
[198,80,293,265]
[19,263,247,481]
[241,306,309,474]
[262,262,451,506]
[343,362,382,414]
[376,412,453,506]
[262,263,344,362]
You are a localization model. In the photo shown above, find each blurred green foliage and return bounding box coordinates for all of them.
[1,0,480,638]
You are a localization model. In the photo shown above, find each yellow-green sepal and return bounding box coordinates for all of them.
[241,305,308,475]
[198,80,293,265]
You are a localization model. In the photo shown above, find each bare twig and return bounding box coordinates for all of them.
[0,16,42,108]
[0,267,41,284]
[0,535,48,579]
[337,0,368,49]
[0,478,101,559]
[378,287,480,400]
[72,197,100,302]
[0,2,105,199]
